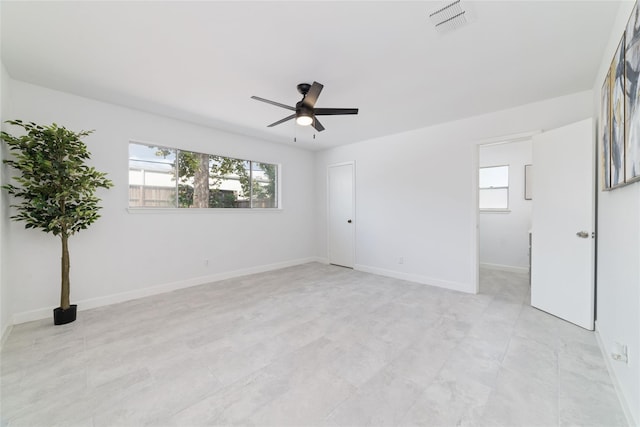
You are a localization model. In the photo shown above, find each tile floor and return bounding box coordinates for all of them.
[0,263,628,426]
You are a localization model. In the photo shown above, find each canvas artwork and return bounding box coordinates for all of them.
[611,36,626,187]
[601,70,612,190]
[626,1,640,183]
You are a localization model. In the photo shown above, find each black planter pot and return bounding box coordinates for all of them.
[53,304,77,325]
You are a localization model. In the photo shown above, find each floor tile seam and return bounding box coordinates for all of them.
[193,336,336,411]
[224,314,337,359]
[496,359,560,395]
[0,340,43,363]
[0,343,33,358]
[380,283,424,307]
[84,335,196,365]
[473,380,501,425]
[500,333,560,372]
[230,370,339,425]
[487,299,526,364]
[13,362,89,392]
[511,305,563,347]
[318,382,367,426]
[140,380,229,425]
[394,389,429,427]
[327,322,419,359]
[324,380,421,427]
[337,348,401,389]
[507,304,557,352]
[454,336,512,367]
[0,363,25,379]
[221,317,330,348]
[103,307,254,338]
[300,379,357,427]
[556,363,619,389]
[395,375,452,426]
[4,365,140,426]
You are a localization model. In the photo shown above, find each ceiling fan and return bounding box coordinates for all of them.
[251,81,358,132]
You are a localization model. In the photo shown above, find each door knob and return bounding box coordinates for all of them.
[576,231,589,238]
[347,219,352,223]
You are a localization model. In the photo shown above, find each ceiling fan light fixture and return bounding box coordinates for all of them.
[296,114,313,126]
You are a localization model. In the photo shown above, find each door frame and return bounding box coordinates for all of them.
[327,161,356,268]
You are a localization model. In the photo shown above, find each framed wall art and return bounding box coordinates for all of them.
[626,1,640,183]
[611,35,626,188]
[599,0,640,191]
[601,69,612,190]
[524,164,532,200]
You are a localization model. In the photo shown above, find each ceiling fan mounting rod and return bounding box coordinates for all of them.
[297,83,311,95]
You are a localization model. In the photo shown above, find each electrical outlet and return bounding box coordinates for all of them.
[398,257,404,265]
[611,342,628,363]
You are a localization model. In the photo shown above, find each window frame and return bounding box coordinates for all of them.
[128,141,281,211]
[479,164,510,212]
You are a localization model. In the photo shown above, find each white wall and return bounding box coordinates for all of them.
[479,140,533,272]
[593,2,640,424]
[0,62,12,341]
[315,91,593,293]
[5,79,317,323]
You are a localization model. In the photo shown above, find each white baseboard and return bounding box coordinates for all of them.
[594,321,637,427]
[354,264,474,294]
[480,262,529,274]
[11,257,319,325]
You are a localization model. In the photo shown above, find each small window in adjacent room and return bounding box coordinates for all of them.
[479,165,509,210]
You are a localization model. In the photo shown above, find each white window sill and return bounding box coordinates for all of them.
[127,207,283,214]
[479,209,511,214]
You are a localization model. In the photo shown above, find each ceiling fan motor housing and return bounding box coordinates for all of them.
[296,101,313,121]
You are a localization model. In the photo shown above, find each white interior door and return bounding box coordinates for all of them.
[328,162,355,268]
[531,118,595,330]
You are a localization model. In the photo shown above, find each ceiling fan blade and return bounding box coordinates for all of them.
[302,81,324,108]
[312,117,325,132]
[314,108,359,116]
[267,114,295,127]
[251,96,295,111]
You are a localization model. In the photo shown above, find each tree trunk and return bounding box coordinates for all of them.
[193,153,210,208]
[60,234,70,310]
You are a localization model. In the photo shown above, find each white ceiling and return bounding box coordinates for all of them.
[1,1,621,151]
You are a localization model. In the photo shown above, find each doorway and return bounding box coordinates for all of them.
[478,138,533,278]
[475,119,596,330]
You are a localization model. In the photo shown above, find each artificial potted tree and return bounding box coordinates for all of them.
[2,120,113,325]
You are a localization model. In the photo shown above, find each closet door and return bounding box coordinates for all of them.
[328,162,355,268]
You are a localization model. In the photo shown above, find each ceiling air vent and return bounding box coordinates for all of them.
[428,0,473,34]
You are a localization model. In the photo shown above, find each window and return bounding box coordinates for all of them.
[129,145,177,207]
[129,142,278,209]
[479,165,509,210]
